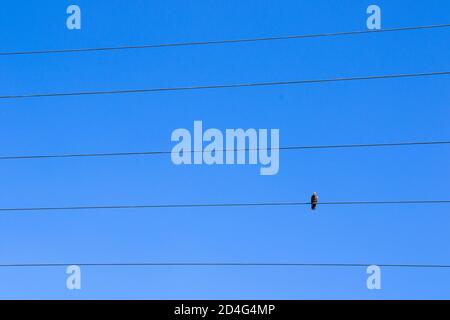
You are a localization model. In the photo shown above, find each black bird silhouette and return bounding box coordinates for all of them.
[311,192,318,210]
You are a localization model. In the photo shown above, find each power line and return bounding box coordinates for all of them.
[0,140,449,161]
[1,71,449,100]
[320,200,450,205]
[0,200,449,213]
[0,262,449,269]
[1,23,449,56]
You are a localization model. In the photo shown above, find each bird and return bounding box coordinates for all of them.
[311,192,319,210]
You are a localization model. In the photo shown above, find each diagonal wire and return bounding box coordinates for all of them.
[1,71,449,100]
[0,140,449,161]
[1,24,450,56]
[0,200,449,213]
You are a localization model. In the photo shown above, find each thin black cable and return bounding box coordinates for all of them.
[0,200,449,213]
[1,71,449,100]
[1,24,450,56]
[320,200,450,205]
[0,202,309,212]
[0,141,449,161]
[0,262,449,269]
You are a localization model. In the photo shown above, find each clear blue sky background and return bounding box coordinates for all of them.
[0,0,449,299]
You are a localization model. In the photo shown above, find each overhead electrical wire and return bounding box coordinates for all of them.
[1,23,449,56]
[0,200,449,213]
[0,140,449,161]
[0,262,449,269]
[1,71,449,100]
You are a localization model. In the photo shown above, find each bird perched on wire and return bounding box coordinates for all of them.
[311,192,319,210]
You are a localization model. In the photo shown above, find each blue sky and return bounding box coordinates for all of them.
[0,0,449,299]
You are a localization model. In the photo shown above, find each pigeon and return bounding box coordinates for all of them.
[311,192,318,210]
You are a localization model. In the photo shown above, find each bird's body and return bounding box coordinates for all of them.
[311,192,319,210]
